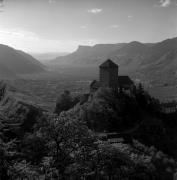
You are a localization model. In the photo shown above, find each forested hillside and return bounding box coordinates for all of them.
[1,81,177,179]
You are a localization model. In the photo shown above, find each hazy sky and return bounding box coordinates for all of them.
[0,0,176,53]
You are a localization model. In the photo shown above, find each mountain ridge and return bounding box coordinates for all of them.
[49,37,177,85]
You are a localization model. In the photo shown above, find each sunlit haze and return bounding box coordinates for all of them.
[0,0,176,53]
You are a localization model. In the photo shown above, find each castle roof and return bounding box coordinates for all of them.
[118,76,134,86]
[100,59,118,68]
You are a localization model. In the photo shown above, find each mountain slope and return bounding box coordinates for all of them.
[50,37,177,83]
[31,52,69,62]
[108,41,149,74]
[17,50,46,69]
[0,63,17,78]
[0,44,46,77]
[135,38,177,83]
[51,43,126,66]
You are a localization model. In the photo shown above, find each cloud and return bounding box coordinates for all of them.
[80,25,87,29]
[0,28,98,52]
[109,25,119,29]
[0,0,4,10]
[0,0,4,7]
[87,8,103,14]
[156,0,177,7]
[159,0,171,7]
[48,0,55,4]
[128,15,133,18]
[83,39,97,46]
[0,28,39,41]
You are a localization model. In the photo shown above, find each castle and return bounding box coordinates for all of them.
[90,59,134,93]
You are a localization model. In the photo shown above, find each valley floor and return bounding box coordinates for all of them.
[4,69,177,112]
[6,77,90,111]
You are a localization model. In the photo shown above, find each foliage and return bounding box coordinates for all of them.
[135,83,162,115]
[54,90,74,115]
[9,161,40,180]
[0,138,18,179]
[40,111,97,179]
[81,87,141,132]
[21,133,48,165]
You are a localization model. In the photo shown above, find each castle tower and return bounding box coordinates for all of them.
[99,59,118,89]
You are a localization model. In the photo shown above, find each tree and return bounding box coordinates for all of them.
[41,111,97,179]
[10,161,40,180]
[87,144,133,179]
[0,139,17,180]
[54,90,73,115]
[81,87,140,132]
[21,133,47,165]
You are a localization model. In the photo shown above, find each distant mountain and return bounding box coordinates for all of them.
[17,50,46,69]
[51,43,126,66]
[50,37,177,84]
[137,37,177,83]
[0,44,46,78]
[31,52,69,62]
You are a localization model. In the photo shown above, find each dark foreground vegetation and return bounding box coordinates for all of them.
[1,81,177,179]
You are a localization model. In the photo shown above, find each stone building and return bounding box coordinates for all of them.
[90,59,134,93]
[99,59,118,89]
